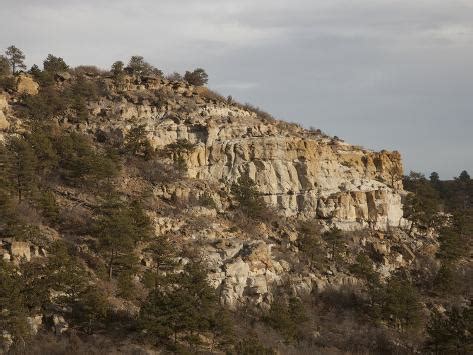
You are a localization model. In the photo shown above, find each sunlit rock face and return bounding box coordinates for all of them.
[85,76,404,230]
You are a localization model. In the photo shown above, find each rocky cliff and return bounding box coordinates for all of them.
[73,75,405,231]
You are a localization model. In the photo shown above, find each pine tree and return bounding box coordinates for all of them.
[349,253,378,285]
[94,197,150,280]
[323,227,344,265]
[111,61,125,88]
[0,261,30,349]
[139,261,219,347]
[143,234,176,291]
[403,173,441,234]
[373,277,423,330]
[5,45,26,73]
[43,54,69,73]
[458,170,471,182]
[6,137,37,201]
[184,68,208,86]
[231,174,268,219]
[297,221,325,270]
[0,55,11,76]
[426,305,473,353]
[127,56,162,77]
[124,124,154,159]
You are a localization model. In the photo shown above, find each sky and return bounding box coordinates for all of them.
[1,0,472,179]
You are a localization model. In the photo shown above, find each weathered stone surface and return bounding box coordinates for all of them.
[27,315,43,335]
[0,94,10,131]
[16,74,39,95]
[10,241,31,261]
[55,71,72,81]
[0,94,8,111]
[225,257,249,280]
[0,110,9,131]
[81,78,406,231]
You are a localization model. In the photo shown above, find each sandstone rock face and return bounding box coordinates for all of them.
[0,94,9,131]
[0,110,9,131]
[186,138,403,230]
[85,77,404,230]
[55,71,72,81]
[16,74,39,95]
[0,94,8,111]
[10,241,31,261]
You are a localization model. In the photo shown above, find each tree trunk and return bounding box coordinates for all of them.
[409,221,415,236]
[108,250,115,280]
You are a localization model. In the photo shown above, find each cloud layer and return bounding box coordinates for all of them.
[2,0,472,178]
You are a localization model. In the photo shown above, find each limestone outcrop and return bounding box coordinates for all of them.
[0,94,9,131]
[84,77,404,230]
[16,74,39,95]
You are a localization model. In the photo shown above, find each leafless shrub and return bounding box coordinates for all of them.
[198,87,226,102]
[166,72,182,81]
[133,158,184,184]
[58,205,92,236]
[15,200,43,225]
[317,285,366,312]
[73,65,107,76]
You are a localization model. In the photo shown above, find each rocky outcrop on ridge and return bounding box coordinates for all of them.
[74,75,406,231]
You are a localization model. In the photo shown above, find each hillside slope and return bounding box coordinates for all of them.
[0,68,471,354]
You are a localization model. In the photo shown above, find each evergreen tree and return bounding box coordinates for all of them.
[426,305,473,353]
[127,56,162,77]
[143,234,176,291]
[124,124,154,159]
[264,296,308,342]
[429,171,440,184]
[297,221,325,270]
[94,197,150,279]
[0,55,11,76]
[27,126,59,177]
[350,253,378,285]
[323,227,344,265]
[373,277,423,330]
[231,174,268,219]
[69,286,109,335]
[403,172,441,234]
[0,261,30,350]
[458,170,471,182]
[139,261,220,347]
[6,137,37,201]
[21,85,68,120]
[5,45,26,73]
[433,263,460,295]
[28,64,41,78]
[437,228,465,263]
[184,68,208,86]
[43,54,69,74]
[111,60,125,88]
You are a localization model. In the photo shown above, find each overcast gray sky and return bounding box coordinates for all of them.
[2,0,472,178]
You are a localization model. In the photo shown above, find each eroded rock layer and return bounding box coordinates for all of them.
[83,77,404,230]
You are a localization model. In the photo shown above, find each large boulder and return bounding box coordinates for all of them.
[55,71,72,82]
[16,74,39,95]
